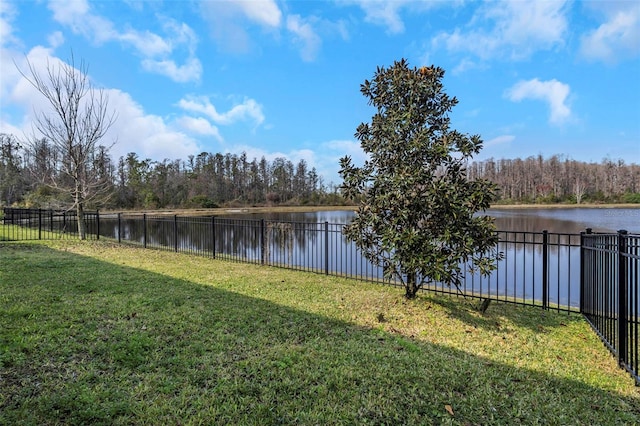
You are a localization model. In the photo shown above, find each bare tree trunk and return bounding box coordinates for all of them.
[77,201,86,240]
[574,179,586,204]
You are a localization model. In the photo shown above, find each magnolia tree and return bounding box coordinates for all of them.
[339,59,501,299]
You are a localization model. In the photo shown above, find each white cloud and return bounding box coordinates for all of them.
[46,0,201,82]
[451,58,486,75]
[200,0,281,54]
[177,96,265,127]
[0,2,21,112]
[47,31,65,48]
[118,29,172,56]
[0,119,22,137]
[236,0,282,28]
[317,139,369,185]
[141,57,203,84]
[485,135,515,147]
[432,1,569,61]
[580,3,640,63]
[105,89,201,161]
[200,1,341,61]
[323,139,367,164]
[354,0,407,34]
[0,1,17,46]
[48,0,116,44]
[8,46,64,115]
[176,116,223,142]
[345,0,452,34]
[287,15,322,62]
[505,78,571,125]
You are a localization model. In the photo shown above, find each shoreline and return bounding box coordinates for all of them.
[489,203,640,210]
[102,205,357,216]
[102,204,640,216]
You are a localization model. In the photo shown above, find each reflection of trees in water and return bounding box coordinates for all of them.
[264,221,328,268]
[493,214,584,234]
[214,219,261,260]
[265,222,293,264]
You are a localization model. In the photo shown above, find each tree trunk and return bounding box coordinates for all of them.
[77,201,86,240]
[405,272,419,299]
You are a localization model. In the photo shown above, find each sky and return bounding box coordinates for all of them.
[1,0,639,185]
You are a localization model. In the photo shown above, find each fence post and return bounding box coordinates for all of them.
[50,210,54,233]
[96,210,100,240]
[211,216,216,259]
[579,229,586,313]
[174,215,178,252]
[325,221,329,275]
[618,230,628,368]
[260,219,265,265]
[143,214,147,249]
[38,208,42,240]
[118,213,122,244]
[542,230,548,310]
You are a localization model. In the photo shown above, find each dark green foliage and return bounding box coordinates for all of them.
[189,195,218,208]
[340,59,501,299]
[623,193,640,204]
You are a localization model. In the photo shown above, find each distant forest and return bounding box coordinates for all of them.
[0,133,342,210]
[467,155,640,204]
[1,133,639,210]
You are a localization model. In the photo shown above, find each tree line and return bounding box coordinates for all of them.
[467,155,640,204]
[3,132,639,210]
[0,133,343,210]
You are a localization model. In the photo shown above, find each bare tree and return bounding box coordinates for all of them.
[574,178,586,204]
[0,133,26,206]
[19,54,116,239]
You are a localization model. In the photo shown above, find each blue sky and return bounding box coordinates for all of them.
[1,0,639,184]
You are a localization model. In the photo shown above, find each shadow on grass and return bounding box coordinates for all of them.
[426,293,583,334]
[1,243,638,425]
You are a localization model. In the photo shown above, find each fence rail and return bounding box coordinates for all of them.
[2,207,639,384]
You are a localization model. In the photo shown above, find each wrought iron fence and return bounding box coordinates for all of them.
[581,229,640,384]
[1,208,99,240]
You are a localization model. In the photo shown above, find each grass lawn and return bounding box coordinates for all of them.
[1,239,639,425]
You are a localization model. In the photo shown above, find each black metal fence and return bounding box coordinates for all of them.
[2,207,639,384]
[581,229,640,384]
[1,208,99,240]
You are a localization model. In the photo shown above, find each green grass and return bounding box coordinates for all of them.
[1,239,639,425]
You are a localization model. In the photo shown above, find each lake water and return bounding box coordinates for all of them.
[221,207,640,234]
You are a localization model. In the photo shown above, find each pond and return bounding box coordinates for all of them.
[220,207,640,233]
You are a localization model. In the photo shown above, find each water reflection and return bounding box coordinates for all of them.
[488,208,640,233]
[229,207,640,234]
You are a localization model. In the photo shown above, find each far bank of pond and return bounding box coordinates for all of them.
[218,207,639,234]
